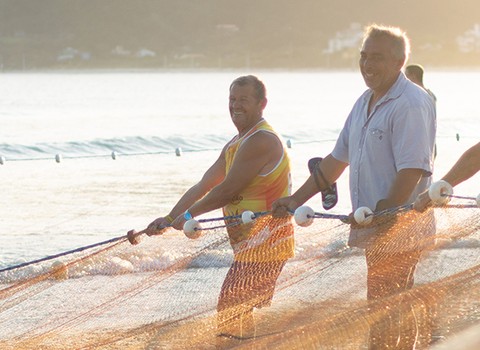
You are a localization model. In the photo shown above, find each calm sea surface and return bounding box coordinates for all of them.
[0,70,479,267]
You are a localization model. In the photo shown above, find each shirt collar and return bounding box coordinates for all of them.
[362,72,408,106]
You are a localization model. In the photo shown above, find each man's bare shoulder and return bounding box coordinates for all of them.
[243,130,282,150]
[238,131,284,175]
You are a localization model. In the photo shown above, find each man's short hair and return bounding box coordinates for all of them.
[230,75,267,101]
[363,24,411,65]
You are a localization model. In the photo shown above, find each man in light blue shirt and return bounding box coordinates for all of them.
[273,24,436,349]
[333,72,435,212]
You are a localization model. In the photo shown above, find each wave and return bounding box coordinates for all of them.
[0,134,230,160]
[0,131,340,162]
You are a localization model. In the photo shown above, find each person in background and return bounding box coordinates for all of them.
[405,63,437,104]
[272,24,436,349]
[414,142,480,211]
[406,63,438,158]
[129,75,294,341]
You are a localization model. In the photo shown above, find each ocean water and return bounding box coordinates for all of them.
[0,70,479,269]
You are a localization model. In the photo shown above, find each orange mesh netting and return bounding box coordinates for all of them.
[1,200,479,349]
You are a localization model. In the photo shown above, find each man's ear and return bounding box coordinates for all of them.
[261,97,268,110]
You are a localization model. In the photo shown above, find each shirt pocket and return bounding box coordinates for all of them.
[369,128,385,142]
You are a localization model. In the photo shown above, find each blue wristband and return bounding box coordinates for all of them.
[184,210,193,220]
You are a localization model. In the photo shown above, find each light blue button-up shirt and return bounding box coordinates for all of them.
[332,72,436,212]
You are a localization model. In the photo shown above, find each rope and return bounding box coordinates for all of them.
[195,211,270,230]
[445,194,478,201]
[2,199,477,273]
[1,150,178,163]
[445,204,478,209]
[0,235,126,273]
[305,200,477,224]
[0,147,224,164]
[374,203,414,216]
[312,212,350,221]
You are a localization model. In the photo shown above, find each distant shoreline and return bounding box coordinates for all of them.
[2,66,480,74]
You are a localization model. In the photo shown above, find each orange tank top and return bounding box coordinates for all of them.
[223,119,294,262]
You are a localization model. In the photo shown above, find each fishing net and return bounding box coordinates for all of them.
[1,197,479,350]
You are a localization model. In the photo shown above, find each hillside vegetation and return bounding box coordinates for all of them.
[0,0,479,70]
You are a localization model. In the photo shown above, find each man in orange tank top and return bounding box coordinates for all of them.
[133,75,294,341]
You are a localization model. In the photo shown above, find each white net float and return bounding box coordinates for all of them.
[183,219,202,239]
[241,210,255,224]
[353,206,374,225]
[476,193,480,207]
[294,205,315,227]
[428,180,453,205]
